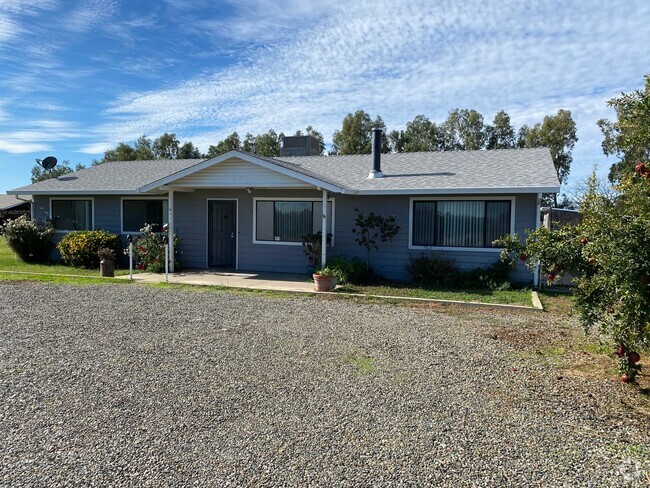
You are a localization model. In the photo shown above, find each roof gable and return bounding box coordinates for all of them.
[171,156,313,188]
[138,151,344,193]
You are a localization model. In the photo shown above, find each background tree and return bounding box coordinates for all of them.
[438,109,486,151]
[152,133,180,159]
[390,115,438,152]
[485,110,516,149]
[31,160,85,183]
[177,141,202,159]
[251,129,282,157]
[518,109,577,186]
[597,74,650,182]
[518,109,578,205]
[206,132,242,158]
[242,132,255,153]
[133,135,155,160]
[101,142,138,163]
[332,110,388,155]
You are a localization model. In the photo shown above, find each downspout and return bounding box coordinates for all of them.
[168,190,175,273]
[321,189,328,268]
[533,192,542,288]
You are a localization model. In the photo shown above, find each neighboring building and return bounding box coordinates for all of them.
[7,133,559,284]
[0,194,31,225]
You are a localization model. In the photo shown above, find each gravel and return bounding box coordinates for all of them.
[1,281,649,486]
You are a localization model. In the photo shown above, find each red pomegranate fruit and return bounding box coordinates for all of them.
[628,351,641,364]
[621,374,630,384]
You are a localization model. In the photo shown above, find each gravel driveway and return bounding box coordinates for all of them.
[1,282,649,486]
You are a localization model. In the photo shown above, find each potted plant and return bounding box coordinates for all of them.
[313,266,336,292]
[98,247,115,278]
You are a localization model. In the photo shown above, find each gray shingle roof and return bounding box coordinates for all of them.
[8,148,559,195]
[0,194,32,210]
[8,159,203,194]
[274,147,559,192]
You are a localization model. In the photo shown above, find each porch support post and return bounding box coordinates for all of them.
[533,192,542,288]
[168,189,175,273]
[321,189,328,269]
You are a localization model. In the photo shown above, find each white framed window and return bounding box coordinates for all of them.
[253,197,335,245]
[409,196,515,251]
[50,198,93,232]
[121,197,169,234]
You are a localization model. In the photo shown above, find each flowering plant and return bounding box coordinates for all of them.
[127,223,181,273]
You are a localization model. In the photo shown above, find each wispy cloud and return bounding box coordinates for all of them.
[64,0,119,33]
[0,119,78,153]
[79,142,113,154]
[97,0,650,177]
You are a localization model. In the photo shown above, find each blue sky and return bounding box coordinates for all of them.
[1,0,649,194]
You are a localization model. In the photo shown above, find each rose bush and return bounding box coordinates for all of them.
[129,223,181,273]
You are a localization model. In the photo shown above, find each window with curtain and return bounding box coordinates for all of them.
[256,200,333,243]
[51,200,92,231]
[412,200,511,248]
[122,199,168,233]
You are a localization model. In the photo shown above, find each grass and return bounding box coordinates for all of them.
[0,238,131,277]
[345,354,375,375]
[537,290,574,315]
[336,283,534,307]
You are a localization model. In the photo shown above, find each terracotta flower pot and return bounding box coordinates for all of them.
[313,273,333,292]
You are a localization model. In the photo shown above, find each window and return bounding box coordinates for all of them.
[412,199,511,248]
[122,199,168,233]
[51,199,92,231]
[255,199,333,243]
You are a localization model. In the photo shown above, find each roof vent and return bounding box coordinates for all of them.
[367,128,383,179]
[280,135,321,157]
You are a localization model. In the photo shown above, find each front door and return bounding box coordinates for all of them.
[208,200,236,268]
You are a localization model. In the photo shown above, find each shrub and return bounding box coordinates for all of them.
[459,260,513,291]
[57,230,121,268]
[406,253,458,286]
[0,215,55,263]
[407,252,513,290]
[130,223,181,273]
[326,255,382,285]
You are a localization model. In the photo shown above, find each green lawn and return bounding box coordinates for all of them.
[1,238,534,307]
[0,238,131,277]
[336,283,534,307]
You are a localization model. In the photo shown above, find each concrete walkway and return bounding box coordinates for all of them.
[116,269,316,293]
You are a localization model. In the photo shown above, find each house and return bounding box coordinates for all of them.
[0,194,31,225]
[7,131,560,285]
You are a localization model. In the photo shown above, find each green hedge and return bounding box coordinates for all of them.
[57,230,121,268]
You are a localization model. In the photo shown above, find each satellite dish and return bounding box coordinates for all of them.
[41,156,58,170]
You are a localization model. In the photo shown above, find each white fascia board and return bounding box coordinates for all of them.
[342,186,560,195]
[137,150,344,194]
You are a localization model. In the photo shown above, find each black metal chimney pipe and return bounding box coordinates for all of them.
[368,127,383,179]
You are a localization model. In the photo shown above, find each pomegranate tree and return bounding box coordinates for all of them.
[496,167,650,383]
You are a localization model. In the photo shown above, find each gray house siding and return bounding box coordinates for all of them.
[32,191,537,283]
